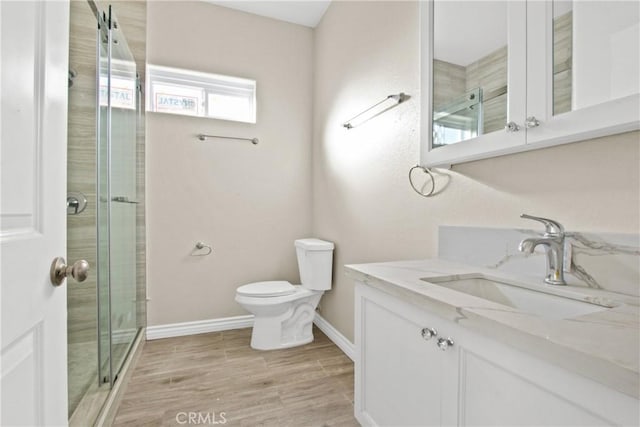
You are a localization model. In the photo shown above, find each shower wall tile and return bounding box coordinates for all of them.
[433,59,466,109]
[465,46,507,134]
[482,94,507,135]
[465,46,508,94]
[554,11,572,115]
[68,0,99,346]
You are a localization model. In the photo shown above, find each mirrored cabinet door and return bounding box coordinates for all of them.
[525,0,639,145]
[432,1,509,147]
[421,0,639,169]
[421,0,527,168]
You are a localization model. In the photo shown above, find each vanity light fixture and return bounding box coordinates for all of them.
[342,92,409,129]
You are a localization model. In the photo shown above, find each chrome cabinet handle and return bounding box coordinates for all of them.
[525,116,540,128]
[505,121,520,132]
[50,257,90,287]
[421,327,437,340]
[437,337,454,351]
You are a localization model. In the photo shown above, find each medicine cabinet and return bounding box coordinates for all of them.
[420,0,640,168]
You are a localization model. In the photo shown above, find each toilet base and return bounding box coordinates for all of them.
[247,293,322,350]
[250,332,314,350]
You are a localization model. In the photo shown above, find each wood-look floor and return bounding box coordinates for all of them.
[113,327,358,426]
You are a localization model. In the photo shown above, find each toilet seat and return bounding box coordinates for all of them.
[236,281,296,298]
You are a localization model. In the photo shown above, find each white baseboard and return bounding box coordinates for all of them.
[145,313,355,362]
[314,313,355,361]
[146,315,254,340]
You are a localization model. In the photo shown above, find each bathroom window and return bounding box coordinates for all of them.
[146,64,256,123]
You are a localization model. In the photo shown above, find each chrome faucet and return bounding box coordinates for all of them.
[518,214,566,285]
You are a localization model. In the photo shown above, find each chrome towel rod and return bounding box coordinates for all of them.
[197,134,259,145]
[343,92,409,129]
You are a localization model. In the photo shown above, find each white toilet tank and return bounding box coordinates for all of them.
[295,238,334,291]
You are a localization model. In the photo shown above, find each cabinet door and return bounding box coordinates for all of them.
[420,0,527,168]
[355,283,445,426]
[445,318,639,426]
[525,0,639,146]
[355,282,638,427]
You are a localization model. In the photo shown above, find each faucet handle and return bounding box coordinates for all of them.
[520,214,565,235]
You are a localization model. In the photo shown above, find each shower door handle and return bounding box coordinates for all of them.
[50,257,90,287]
[111,196,139,204]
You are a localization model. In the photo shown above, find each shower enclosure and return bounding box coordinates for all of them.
[67,1,145,424]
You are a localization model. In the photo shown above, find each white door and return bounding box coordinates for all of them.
[1,1,70,426]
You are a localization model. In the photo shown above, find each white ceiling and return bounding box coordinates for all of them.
[434,1,508,66]
[205,1,331,28]
[433,0,573,67]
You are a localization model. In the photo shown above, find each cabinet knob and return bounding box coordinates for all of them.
[505,121,520,132]
[437,337,454,351]
[421,327,437,340]
[525,116,541,128]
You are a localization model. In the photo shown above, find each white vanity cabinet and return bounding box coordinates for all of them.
[354,282,639,427]
[420,1,640,168]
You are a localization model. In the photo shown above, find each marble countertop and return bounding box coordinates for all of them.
[345,259,640,399]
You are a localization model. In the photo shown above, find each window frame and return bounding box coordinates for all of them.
[146,64,257,123]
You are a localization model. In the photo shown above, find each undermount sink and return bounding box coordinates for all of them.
[421,274,614,320]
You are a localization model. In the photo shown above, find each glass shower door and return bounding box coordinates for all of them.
[97,6,139,386]
[97,11,111,386]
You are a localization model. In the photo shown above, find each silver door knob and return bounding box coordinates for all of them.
[525,116,540,128]
[421,327,438,340]
[437,337,454,351]
[50,257,89,287]
[505,121,520,132]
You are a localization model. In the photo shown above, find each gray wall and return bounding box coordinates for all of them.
[145,2,314,326]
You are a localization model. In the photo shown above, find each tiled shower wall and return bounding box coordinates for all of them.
[553,11,572,115]
[67,0,146,348]
[68,0,98,345]
[433,48,508,135]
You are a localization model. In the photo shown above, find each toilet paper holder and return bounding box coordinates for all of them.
[193,241,213,256]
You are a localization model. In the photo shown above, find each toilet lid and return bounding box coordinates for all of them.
[237,281,297,297]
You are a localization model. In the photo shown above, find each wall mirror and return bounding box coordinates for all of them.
[552,0,639,116]
[420,0,639,169]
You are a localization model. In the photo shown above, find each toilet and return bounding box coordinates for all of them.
[235,238,334,350]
